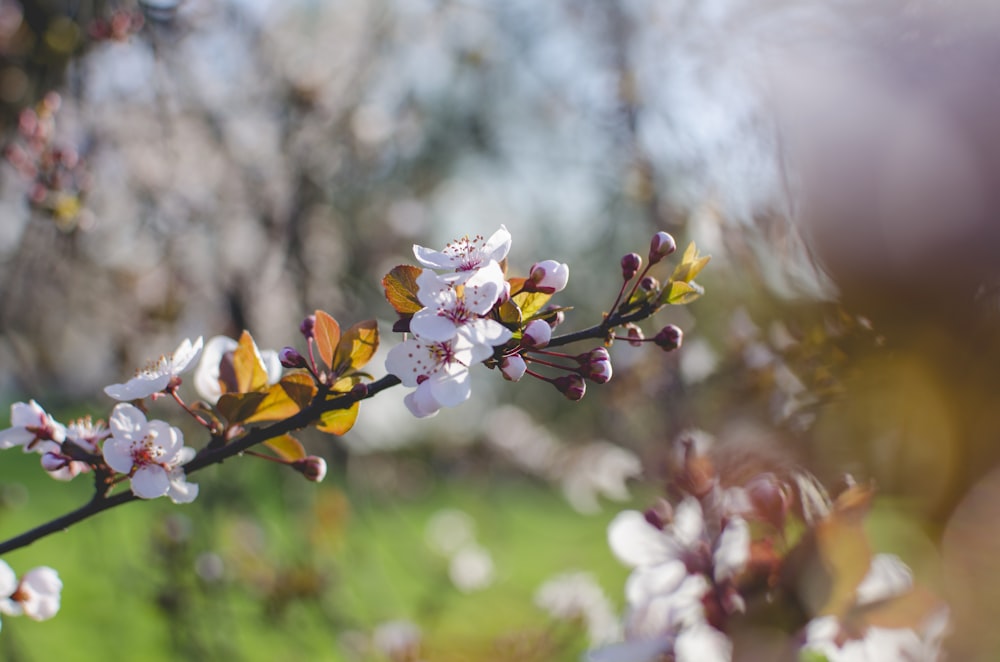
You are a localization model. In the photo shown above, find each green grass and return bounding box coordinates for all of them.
[0,451,630,661]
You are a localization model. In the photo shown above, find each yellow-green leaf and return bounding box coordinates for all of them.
[317,402,359,435]
[498,299,523,325]
[314,310,341,370]
[232,330,269,393]
[244,373,318,423]
[382,265,424,315]
[512,290,552,320]
[658,280,704,306]
[670,242,711,283]
[265,434,307,462]
[333,319,379,375]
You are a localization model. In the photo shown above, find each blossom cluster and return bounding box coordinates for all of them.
[385,226,570,417]
[0,561,61,629]
[592,434,950,662]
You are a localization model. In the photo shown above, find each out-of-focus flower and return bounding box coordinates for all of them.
[10,567,61,621]
[413,225,511,273]
[0,400,66,453]
[527,259,570,293]
[372,620,422,661]
[410,261,511,346]
[535,571,621,646]
[104,337,204,401]
[449,544,495,593]
[713,518,750,584]
[193,335,282,404]
[0,561,18,628]
[103,403,198,502]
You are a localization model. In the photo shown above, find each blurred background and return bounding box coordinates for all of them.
[1,0,1000,659]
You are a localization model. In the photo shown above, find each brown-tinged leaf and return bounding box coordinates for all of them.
[846,584,944,633]
[658,280,704,306]
[317,401,360,435]
[216,391,267,425]
[244,373,318,423]
[265,434,307,462]
[382,265,424,315]
[512,290,552,319]
[498,299,523,325]
[314,310,341,370]
[507,276,527,297]
[333,319,379,375]
[331,374,363,393]
[232,330,269,393]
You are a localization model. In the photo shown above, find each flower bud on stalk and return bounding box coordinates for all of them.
[654,325,683,351]
[639,276,660,293]
[526,260,570,294]
[521,319,552,348]
[620,253,642,281]
[292,456,328,482]
[578,347,613,384]
[552,374,586,401]
[648,231,677,264]
[500,355,527,381]
[299,315,316,339]
[279,346,307,369]
[625,323,644,347]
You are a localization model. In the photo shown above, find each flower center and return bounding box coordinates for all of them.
[131,431,165,466]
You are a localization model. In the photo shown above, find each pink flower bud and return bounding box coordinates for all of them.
[279,346,306,368]
[620,253,642,281]
[300,315,316,339]
[292,456,328,482]
[521,319,551,348]
[552,374,586,401]
[527,260,569,294]
[639,276,660,293]
[579,347,613,384]
[500,355,527,381]
[625,323,644,347]
[654,325,683,351]
[648,231,677,263]
[40,452,67,473]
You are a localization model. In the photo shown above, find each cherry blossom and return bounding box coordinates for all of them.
[0,561,17,629]
[104,336,204,401]
[385,335,491,418]
[103,403,199,502]
[409,261,512,347]
[193,335,282,404]
[413,225,511,273]
[10,567,61,621]
[40,416,109,481]
[0,400,66,453]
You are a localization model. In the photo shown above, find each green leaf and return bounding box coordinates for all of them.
[244,373,317,423]
[314,310,341,371]
[658,280,704,306]
[232,330,269,394]
[317,401,360,435]
[670,242,711,283]
[265,434,307,462]
[382,265,424,315]
[333,319,379,375]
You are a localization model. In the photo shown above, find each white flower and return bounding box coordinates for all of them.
[0,560,18,628]
[0,400,66,453]
[103,403,198,502]
[409,262,512,347]
[385,335,491,418]
[413,225,511,273]
[104,336,204,401]
[193,335,282,404]
[41,416,109,481]
[674,622,732,662]
[535,571,621,646]
[13,567,61,621]
[713,517,750,583]
[449,544,495,593]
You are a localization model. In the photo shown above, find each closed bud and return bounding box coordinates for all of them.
[527,260,570,294]
[552,374,586,401]
[639,276,660,293]
[625,323,644,347]
[500,354,527,381]
[654,325,683,351]
[521,319,552,348]
[292,456,328,482]
[620,253,642,281]
[300,315,316,339]
[648,231,677,264]
[279,346,307,369]
[579,347,613,384]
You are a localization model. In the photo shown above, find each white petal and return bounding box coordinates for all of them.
[461,319,512,347]
[413,245,456,269]
[415,269,453,307]
[673,498,706,549]
[586,637,673,662]
[674,623,732,662]
[428,369,472,407]
[713,517,750,583]
[130,465,170,499]
[856,554,913,605]
[146,419,182,459]
[104,373,170,401]
[102,438,135,474]
[625,561,686,607]
[385,339,428,387]
[608,510,672,568]
[171,336,204,373]
[403,384,441,418]
[410,309,459,342]
[0,428,32,449]
[19,567,61,621]
[166,468,199,504]
[193,335,238,403]
[109,403,147,442]
[483,225,512,263]
[0,560,17,596]
[260,349,283,384]
[10,401,44,427]
[462,261,505,314]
